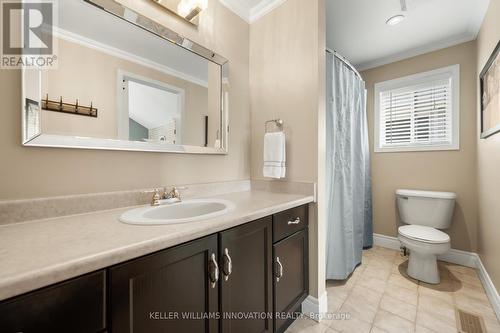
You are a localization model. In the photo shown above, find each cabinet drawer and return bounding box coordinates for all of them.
[273,205,308,242]
[0,270,106,333]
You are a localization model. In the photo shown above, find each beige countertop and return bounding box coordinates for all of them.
[0,190,313,301]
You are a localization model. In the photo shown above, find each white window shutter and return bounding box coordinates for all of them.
[375,65,459,152]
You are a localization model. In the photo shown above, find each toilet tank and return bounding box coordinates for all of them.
[396,189,456,229]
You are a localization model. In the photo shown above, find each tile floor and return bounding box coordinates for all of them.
[286,246,500,333]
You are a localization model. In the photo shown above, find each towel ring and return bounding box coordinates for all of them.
[265,119,284,133]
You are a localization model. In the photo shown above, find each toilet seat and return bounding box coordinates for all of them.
[398,225,450,244]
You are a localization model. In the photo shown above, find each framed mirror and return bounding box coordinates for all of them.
[22,0,229,154]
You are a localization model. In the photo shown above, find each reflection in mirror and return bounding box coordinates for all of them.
[123,76,183,144]
[23,0,228,154]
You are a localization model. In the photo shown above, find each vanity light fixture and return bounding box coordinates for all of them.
[386,14,405,26]
[177,0,208,21]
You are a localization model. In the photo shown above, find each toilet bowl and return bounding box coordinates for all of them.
[398,225,450,284]
[396,189,456,284]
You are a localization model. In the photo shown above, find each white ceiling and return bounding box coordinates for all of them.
[219,0,286,23]
[326,0,490,71]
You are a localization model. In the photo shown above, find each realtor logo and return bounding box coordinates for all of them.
[1,0,57,68]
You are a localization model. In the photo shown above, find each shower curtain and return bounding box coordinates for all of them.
[325,52,373,280]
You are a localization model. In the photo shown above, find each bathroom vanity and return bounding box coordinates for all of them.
[0,193,311,333]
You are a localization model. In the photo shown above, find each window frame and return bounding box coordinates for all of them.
[374,64,460,153]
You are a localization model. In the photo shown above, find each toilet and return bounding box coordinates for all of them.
[396,189,456,284]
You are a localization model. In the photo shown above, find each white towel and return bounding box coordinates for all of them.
[263,132,286,179]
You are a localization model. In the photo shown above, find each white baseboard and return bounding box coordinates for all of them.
[475,253,500,320]
[373,233,401,250]
[373,233,500,320]
[302,292,328,322]
[439,248,477,268]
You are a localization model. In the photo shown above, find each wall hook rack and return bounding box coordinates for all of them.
[41,94,98,118]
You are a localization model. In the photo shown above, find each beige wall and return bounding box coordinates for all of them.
[249,0,326,299]
[362,41,478,252]
[41,38,211,146]
[476,0,500,291]
[250,2,319,183]
[0,0,250,200]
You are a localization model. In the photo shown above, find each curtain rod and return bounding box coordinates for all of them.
[326,48,363,81]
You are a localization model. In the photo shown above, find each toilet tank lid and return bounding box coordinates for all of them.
[396,189,456,200]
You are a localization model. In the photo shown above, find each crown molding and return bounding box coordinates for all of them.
[218,0,250,22]
[218,0,286,24]
[356,32,477,72]
[249,0,287,23]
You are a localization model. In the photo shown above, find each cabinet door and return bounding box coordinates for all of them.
[220,217,273,333]
[274,230,309,333]
[0,270,106,333]
[110,235,219,333]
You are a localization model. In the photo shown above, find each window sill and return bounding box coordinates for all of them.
[374,144,460,153]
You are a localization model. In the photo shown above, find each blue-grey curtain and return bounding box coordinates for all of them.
[326,52,373,280]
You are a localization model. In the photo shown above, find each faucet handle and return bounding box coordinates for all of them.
[142,188,161,206]
[164,186,187,200]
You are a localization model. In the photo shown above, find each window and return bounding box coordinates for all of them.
[374,65,460,152]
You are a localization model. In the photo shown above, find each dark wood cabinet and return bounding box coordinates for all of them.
[273,229,309,333]
[0,270,106,333]
[0,205,309,333]
[109,235,219,333]
[219,217,273,333]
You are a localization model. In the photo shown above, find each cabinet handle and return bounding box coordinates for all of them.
[209,253,219,288]
[275,257,284,282]
[222,248,232,281]
[288,217,301,225]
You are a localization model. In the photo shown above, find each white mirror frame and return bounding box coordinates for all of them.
[22,0,229,155]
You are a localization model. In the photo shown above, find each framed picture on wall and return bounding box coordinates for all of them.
[480,40,500,139]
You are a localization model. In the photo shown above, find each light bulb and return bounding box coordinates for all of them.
[177,0,207,21]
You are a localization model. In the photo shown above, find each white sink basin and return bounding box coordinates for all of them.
[119,199,235,225]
